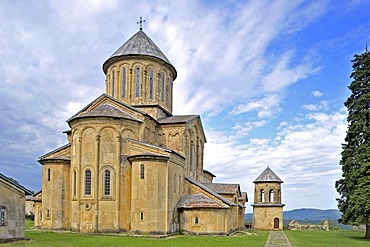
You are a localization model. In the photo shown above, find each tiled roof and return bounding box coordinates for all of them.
[158,115,199,124]
[202,183,240,195]
[68,102,142,122]
[177,194,229,209]
[254,167,283,183]
[185,177,236,206]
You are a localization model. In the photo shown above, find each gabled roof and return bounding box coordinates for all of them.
[103,30,177,79]
[68,102,142,123]
[202,183,241,196]
[158,115,199,124]
[0,173,33,195]
[203,170,216,178]
[67,94,145,124]
[38,143,71,161]
[185,177,236,206]
[177,194,229,209]
[254,167,283,183]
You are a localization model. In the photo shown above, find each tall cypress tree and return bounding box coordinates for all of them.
[336,48,370,239]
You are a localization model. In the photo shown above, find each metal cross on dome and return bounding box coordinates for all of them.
[137,17,146,31]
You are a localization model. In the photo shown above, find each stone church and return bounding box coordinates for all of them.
[34,26,247,235]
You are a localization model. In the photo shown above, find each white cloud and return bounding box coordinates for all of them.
[311,90,324,97]
[230,94,282,118]
[204,108,347,210]
[303,100,328,111]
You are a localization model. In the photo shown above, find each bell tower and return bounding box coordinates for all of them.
[102,24,177,120]
[252,167,285,230]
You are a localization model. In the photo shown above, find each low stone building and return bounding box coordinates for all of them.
[25,190,42,218]
[288,220,329,231]
[0,173,32,243]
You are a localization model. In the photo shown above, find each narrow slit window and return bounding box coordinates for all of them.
[46,209,50,219]
[149,70,154,99]
[161,73,165,102]
[111,69,115,97]
[140,164,145,179]
[135,68,140,97]
[47,168,51,181]
[85,169,92,195]
[195,216,199,224]
[73,171,77,196]
[104,169,111,196]
[140,211,144,221]
[122,67,126,98]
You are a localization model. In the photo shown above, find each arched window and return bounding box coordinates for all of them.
[161,73,165,102]
[195,216,199,224]
[111,69,115,97]
[73,171,77,196]
[135,67,140,97]
[140,164,145,179]
[85,169,92,195]
[121,67,126,98]
[0,207,6,226]
[104,169,111,196]
[168,78,172,106]
[149,70,154,99]
[269,189,274,202]
[260,189,265,202]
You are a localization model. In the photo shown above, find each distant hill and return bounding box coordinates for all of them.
[245,208,341,223]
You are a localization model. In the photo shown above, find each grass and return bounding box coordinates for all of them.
[286,229,370,247]
[5,220,369,247]
[3,220,268,247]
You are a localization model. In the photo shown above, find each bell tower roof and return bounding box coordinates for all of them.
[253,167,283,183]
[102,30,177,79]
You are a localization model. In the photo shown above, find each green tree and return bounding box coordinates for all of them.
[336,48,370,239]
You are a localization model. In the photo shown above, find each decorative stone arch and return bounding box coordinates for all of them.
[269,189,274,202]
[145,64,157,100]
[260,189,265,202]
[130,62,145,99]
[119,63,130,99]
[100,165,115,199]
[82,165,95,198]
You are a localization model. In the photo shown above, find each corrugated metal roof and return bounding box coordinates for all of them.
[177,194,229,209]
[254,167,283,183]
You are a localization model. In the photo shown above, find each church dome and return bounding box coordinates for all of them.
[102,30,177,79]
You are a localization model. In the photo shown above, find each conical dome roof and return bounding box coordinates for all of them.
[253,167,283,183]
[102,30,176,78]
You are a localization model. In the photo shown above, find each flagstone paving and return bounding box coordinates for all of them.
[264,231,293,247]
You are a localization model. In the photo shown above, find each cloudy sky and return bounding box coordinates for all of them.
[1,0,369,211]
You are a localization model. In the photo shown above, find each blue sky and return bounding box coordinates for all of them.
[0,0,369,211]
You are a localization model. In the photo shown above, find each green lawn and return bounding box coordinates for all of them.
[286,229,369,247]
[4,221,268,247]
[4,221,369,247]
